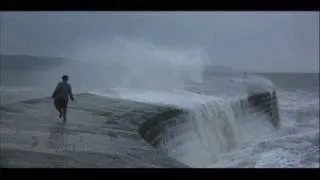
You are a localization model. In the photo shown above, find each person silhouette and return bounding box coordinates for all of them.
[51,75,74,122]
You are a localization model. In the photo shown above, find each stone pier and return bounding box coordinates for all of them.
[0,93,188,168]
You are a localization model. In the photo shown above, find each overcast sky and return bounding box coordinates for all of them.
[1,11,319,72]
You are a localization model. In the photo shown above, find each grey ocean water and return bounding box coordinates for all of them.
[206,73,319,168]
[1,69,318,168]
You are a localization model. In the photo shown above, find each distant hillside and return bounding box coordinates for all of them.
[0,54,68,71]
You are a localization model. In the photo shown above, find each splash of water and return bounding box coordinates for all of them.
[91,89,243,167]
[230,73,275,95]
[77,37,275,167]
[70,36,209,91]
[180,98,241,166]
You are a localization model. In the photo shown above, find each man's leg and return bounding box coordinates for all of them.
[59,110,62,118]
[61,100,68,122]
[62,107,67,122]
[54,99,62,118]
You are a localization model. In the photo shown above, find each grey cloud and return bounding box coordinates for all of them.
[0,11,318,72]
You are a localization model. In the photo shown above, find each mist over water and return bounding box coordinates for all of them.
[69,37,209,91]
[1,37,213,105]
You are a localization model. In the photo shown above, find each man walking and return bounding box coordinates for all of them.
[52,75,74,122]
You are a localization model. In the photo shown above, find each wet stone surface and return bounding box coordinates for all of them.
[0,93,188,168]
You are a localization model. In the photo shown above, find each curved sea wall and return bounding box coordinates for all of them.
[0,90,280,168]
[138,90,280,167]
[247,90,280,128]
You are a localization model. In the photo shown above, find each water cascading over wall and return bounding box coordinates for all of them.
[138,90,281,168]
